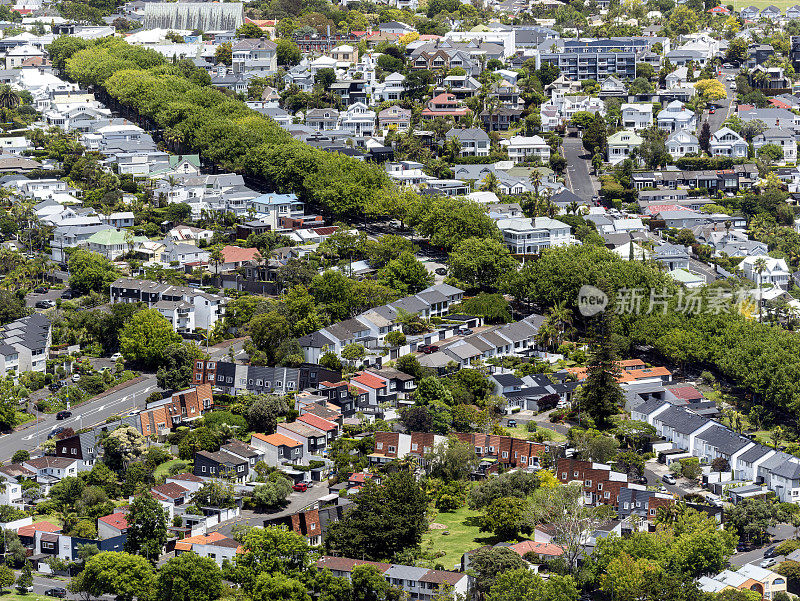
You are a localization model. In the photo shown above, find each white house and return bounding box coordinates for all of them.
[753,127,797,164]
[496,216,576,254]
[445,128,491,157]
[621,103,654,130]
[337,102,375,137]
[710,127,748,158]
[501,135,551,164]
[666,130,699,158]
[740,256,790,289]
[657,101,697,133]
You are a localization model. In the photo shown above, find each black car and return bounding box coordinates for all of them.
[56,410,72,420]
[34,287,47,293]
[61,289,74,299]
[434,267,447,276]
[47,427,65,439]
[35,300,54,309]
[764,546,778,558]
[45,588,67,598]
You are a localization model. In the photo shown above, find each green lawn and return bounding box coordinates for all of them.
[154,459,189,480]
[502,423,567,443]
[14,412,35,426]
[0,594,65,601]
[732,0,796,9]
[422,506,500,571]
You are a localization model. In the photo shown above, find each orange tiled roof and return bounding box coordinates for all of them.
[98,513,128,530]
[18,521,61,537]
[252,432,303,447]
[352,372,386,390]
[297,413,337,432]
[221,245,261,264]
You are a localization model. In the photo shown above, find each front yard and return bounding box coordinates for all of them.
[422,506,498,571]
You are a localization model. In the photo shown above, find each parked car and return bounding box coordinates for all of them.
[635,475,648,485]
[34,287,47,293]
[764,546,778,558]
[71,374,81,382]
[45,588,67,598]
[292,482,309,492]
[56,411,72,420]
[419,345,439,354]
[709,108,716,114]
[662,474,677,485]
[35,300,54,309]
[434,267,447,276]
[761,557,777,568]
[19,585,33,594]
[507,419,517,428]
[61,289,75,299]
[110,352,123,361]
[458,328,474,336]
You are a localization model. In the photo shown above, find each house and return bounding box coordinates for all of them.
[231,38,277,75]
[710,127,748,158]
[617,486,675,520]
[370,431,447,465]
[740,256,790,289]
[445,128,490,157]
[220,245,260,271]
[315,556,472,599]
[250,432,304,467]
[53,431,100,471]
[193,449,250,483]
[665,66,688,88]
[699,564,787,599]
[306,108,340,131]
[666,130,699,158]
[607,130,643,164]
[621,103,654,130]
[373,72,406,103]
[0,314,51,375]
[97,513,128,540]
[377,105,411,132]
[338,102,376,137]
[753,128,797,164]
[599,76,626,96]
[496,217,576,255]
[278,420,330,456]
[421,93,471,119]
[657,101,697,133]
[760,5,782,21]
[86,228,147,261]
[654,243,690,271]
[501,135,550,164]
[23,457,79,485]
[175,532,242,566]
[740,5,760,20]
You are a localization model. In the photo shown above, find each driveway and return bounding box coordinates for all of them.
[513,410,570,437]
[562,136,596,200]
[644,459,703,497]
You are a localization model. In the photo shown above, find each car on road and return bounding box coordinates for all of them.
[760,557,777,568]
[662,474,677,485]
[35,300,54,309]
[434,267,447,276]
[709,108,716,114]
[764,546,778,558]
[419,345,439,354]
[34,287,48,293]
[61,289,75,299]
[48,427,65,439]
[56,411,72,420]
[110,352,122,361]
[658,485,667,493]
[18,585,33,594]
[71,374,81,382]
[634,475,648,484]
[45,588,67,598]
[292,482,309,492]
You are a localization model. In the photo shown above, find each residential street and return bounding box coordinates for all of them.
[705,67,736,133]
[562,136,596,200]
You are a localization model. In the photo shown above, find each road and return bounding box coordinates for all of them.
[730,523,796,569]
[0,340,242,462]
[705,68,737,133]
[562,136,596,200]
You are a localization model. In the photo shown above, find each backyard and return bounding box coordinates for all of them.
[422,506,499,571]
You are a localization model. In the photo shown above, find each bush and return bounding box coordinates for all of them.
[775,539,800,556]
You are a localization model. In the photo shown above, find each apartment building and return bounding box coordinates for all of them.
[137,384,214,437]
[109,278,225,333]
[1,314,51,375]
[191,361,341,397]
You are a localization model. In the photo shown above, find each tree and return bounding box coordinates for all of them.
[0,565,13,591]
[157,552,223,601]
[694,78,726,101]
[395,354,423,379]
[70,552,155,601]
[698,121,711,153]
[726,37,748,64]
[469,470,540,510]
[315,67,336,88]
[325,471,428,560]
[157,342,205,391]
[351,565,401,601]
[15,561,31,594]
[252,477,292,508]
[480,497,532,540]
[757,143,783,166]
[237,23,263,38]
[249,311,290,365]
[11,449,29,463]
[124,492,168,562]
[378,251,433,295]
[726,498,777,545]
[246,394,287,433]
[0,85,19,109]
[639,126,669,169]
[469,547,527,594]
[669,5,699,34]
[68,249,117,295]
[251,573,310,601]
[452,293,511,323]
[487,570,578,601]
[571,111,595,130]
[427,437,478,482]
[583,112,607,154]
[191,482,236,508]
[577,312,624,428]
[276,39,301,66]
[341,343,366,365]
[448,237,518,291]
[215,42,232,66]
[227,526,315,593]
[119,309,181,368]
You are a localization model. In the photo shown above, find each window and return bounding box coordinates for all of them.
[623,502,629,509]
[597,483,603,491]
[649,508,656,516]
[604,492,610,499]
[502,452,508,458]
[411,443,418,451]
[202,466,207,473]
[562,472,567,479]
[584,479,591,487]
[376,442,383,450]
[238,465,244,472]
[71,448,77,455]
[388,446,396,453]
[573,471,579,477]
[61,447,67,454]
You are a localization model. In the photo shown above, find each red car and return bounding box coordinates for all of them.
[709,109,716,114]
[293,482,309,492]
[420,345,440,354]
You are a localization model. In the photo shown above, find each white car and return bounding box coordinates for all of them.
[761,558,777,568]
[71,374,81,382]
[110,352,122,361]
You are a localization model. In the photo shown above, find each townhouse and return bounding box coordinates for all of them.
[109,278,225,334]
[621,103,654,130]
[250,432,305,467]
[540,96,605,132]
[52,431,100,471]
[277,420,330,457]
[316,556,472,600]
[137,384,214,437]
[175,532,242,566]
[264,504,349,546]
[1,314,51,375]
[556,458,629,506]
[23,457,79,487]
[298,284,464,362]
[192,361,341,397]
[699,565,787,600]
[370,431,447,465]
[631,165,758,191]
[193,449,250,483]
[617,486,676,520]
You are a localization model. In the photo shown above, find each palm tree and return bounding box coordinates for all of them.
[548,300,573,347]
[535,320,558,351]
[0,85,20,109]
[754,257,767,322]
[528,170,542,198]
[479,172,499,193]
[209,245,224,279]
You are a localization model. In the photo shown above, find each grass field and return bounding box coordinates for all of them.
[154,459,189,480]
[0,594,65,601]
[732,0,796,9]
[502,423,567,443]
[422,506,500,571]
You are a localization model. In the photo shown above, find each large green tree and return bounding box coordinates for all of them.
[577,311,625,428]
[124,492,168,562]
[448,237,518,291]
[157,552,223,601]
[119,309,181,368]
[68,249,117,295]
[69,552,155,601]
